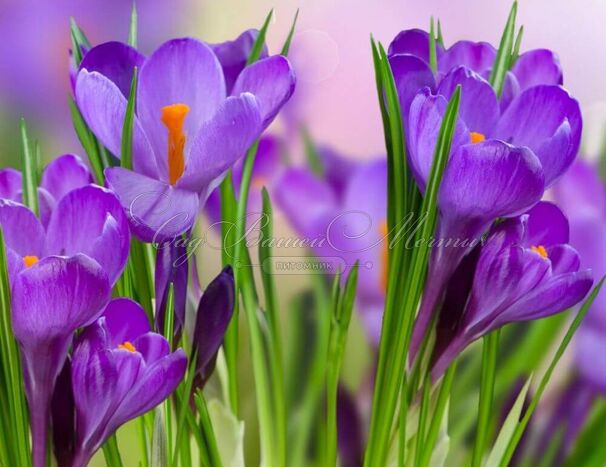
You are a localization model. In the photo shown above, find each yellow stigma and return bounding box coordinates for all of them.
[470,132,486,144]
[531,245,549,259]
[380,221,389,292]
[118,341,137,353]
[23,255,39,268]
[161,103,190,185]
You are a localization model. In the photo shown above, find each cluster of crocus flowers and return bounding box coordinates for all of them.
[75,34,295,244]
[387,28,584,358]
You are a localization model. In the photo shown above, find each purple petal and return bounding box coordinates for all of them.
[0,168,22,201]
[437,66,499,136]
[576,325,606,392]
[177,94,262,194]
[316,145,359,201]
[0,199,45,257]
[512,49,563,91]
[40,154,92,203]
[45,185,130,285]
[51,358,75,466]
[439,141,544,221]
[388,29,440,64]
[553,160,606,218]
[102,298,151,347]
[138,38,226,180]
[37,187,56,229]
[12,254,111,343]
[274,168,339,240]
[231,55,295,128]
[155,241,189,336]
[193,266,235,383]
[105,167,200,243]
[80,41,145,97]
[211,29,267,94]
[548,244,581,275]
[75,70,158,178]
[107,349,187,434]
[133,333,170,365]
[524,201,569,247]
[439,41,495,74]
[496,85,582,187]
[389,54,435,121]
[406,89,470,191]
[499,71,521,112]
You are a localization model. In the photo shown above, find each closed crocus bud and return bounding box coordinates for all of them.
[432,202,593,379]
[191,266,235,387]
[71,298,187,466]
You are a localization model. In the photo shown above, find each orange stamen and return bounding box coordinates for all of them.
[380,221,389,292]
[118,341,137,353]
[161,103,190,185]
[470,132,486,144]
[531,245,549,259]
[23,255,39,268]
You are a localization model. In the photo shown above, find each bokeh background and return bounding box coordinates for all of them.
[0,0,603,464]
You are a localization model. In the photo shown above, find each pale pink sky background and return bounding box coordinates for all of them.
[189,0,606,159]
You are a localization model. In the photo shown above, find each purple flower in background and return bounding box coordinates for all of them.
[75,37,295,243]
[11,255,111,467]
[396,35,582,356]
[432,202,592,378]
[0,154,93,226]
[276,156,387,343]
[192,266,235,387]
[71,298,187,466]
[205,136,283,226]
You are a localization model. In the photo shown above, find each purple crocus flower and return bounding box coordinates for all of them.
[431,202,593,378]
[0,153,93,227]
[394,33,582,356]
[75,37,295,243]
[11,255,111,467]
[71,298,187,466]
[276,157,387,343]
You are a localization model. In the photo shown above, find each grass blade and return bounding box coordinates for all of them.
[20,119,39,216]
[121,67,138,170]
[128,2,138,48]
[280,9,299,56]
[489,1,518,97]
[247,9,273,65]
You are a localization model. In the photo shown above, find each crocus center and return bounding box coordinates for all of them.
[118,341,137,353]
[161,103,190,185]
[470,132,486,144]
[531,245,549,259]
[23,255,39,268]
[380,220,388,292]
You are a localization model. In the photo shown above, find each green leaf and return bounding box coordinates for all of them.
[489,1,518,97]
[128,2,138,48]
[301,126,325,176]
[70,17,91,67]
[69,98,105,184]
[121,67,138,170]
[429,17,438,73]
[499,276,606,466]
[508,25,524,69]
[194,393,225,467]
[281,9,299,56]
[484,377,531,467]
[19,119,39,216]
[471,330,500,467]
[102,435,124,467]
[437,20,445,48]
[206,397,245,467]
[247,10,273,65]
[150,408,167,467]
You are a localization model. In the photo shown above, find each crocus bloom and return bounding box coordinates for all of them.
[0,184,130,286]
[75,37,295,243]
[11,255,111,467]
[431,202,593,378]
[192,266,235,386]
[276,156,387,343]
[397,38,582,356]
[71,298,187,466]
[0,153,93,226]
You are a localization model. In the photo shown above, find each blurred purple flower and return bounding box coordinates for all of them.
[432,202,592,378]
[71,298,186,466]
[276,156,387,343]
[75,38,295,243]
